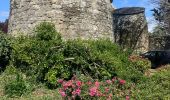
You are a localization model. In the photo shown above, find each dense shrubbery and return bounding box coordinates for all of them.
[2,65,34,97]
[0,22,170,100]
[0,32,11,71]
[9,22,63,86]
[4,73,29,97]
[0,22,169,99]
[0,22,148,86]
[129,55,151,73]
[132,68,170,99]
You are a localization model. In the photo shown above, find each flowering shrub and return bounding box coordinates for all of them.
[8,22,147,88]
[58,76,132,100]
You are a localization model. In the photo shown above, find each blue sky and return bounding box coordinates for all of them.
[0,0,156,31]
[0,0,9,22]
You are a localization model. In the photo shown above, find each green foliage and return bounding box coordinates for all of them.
[150,25,166,36]
[2,67,35,97]
[4,73,29,97]
[129,55,151,73]
[132,69,170,99]
[62,39,129,80]
[8,22,147,88]
[0,33,11,71]
[0,22,170,99]
[34,22,61,41]
[9,22,63,88]
[134,60,151,73]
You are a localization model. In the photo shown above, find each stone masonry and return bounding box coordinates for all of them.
[8,0,113,40]
[113,7,149,52]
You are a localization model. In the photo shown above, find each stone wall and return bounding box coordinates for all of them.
[8,0,113,40]
[113,7,149,52]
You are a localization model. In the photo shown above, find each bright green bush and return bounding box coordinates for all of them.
[8,22,147,88]
[9,22,63,88]
[34,22,61,41]
[132,69,170,99]
[0,33,11,71]
[4,73,29,97]
[129,55,151,73]
[62,39,129,80]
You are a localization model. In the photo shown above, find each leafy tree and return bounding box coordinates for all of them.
[151,25,166,36]
[151,0,170,34]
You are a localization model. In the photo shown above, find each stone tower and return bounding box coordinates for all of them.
[113,7,149,52]
[8,0,113,39]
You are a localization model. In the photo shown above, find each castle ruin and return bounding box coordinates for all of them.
[8,0,149,52]
[113,7,149,52]
[8,0,114,40]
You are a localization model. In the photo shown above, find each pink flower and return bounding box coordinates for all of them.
[58,79,64,83]
[106,80,112,84]
[76,88,81,95]
[107,94,113,100]
[72,91,77,95]
[105,87,110,93]
[62,82,68,90]
[119,79,126,85]
[89,87,97,96]
[126,96,130,100]
[87,81,92,85]
[96,91,102,97]
[95,81,100,87]
[63,80,73,87]
[112,78,116,82]
[72,74,76,80]
[59,89,67,97]
[72,89,81,96]
[62,80,73,90]
[76,81,82,87]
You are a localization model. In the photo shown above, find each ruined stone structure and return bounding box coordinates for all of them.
[8,1,150,52]
[113,7,149,52]
[8,0,113,39]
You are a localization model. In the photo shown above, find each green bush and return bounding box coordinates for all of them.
[4,73,29,97]
[132,69,170,99]
[0,33,11,71]
[129,55,151,73]
[34,22,61,41]
[0,22,169,99]
[8,22,147,88]
[9,22,63,87]
[62,39,124,80]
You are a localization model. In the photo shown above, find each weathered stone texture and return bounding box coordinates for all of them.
[8,0,113,39]
[113,7,149,52]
